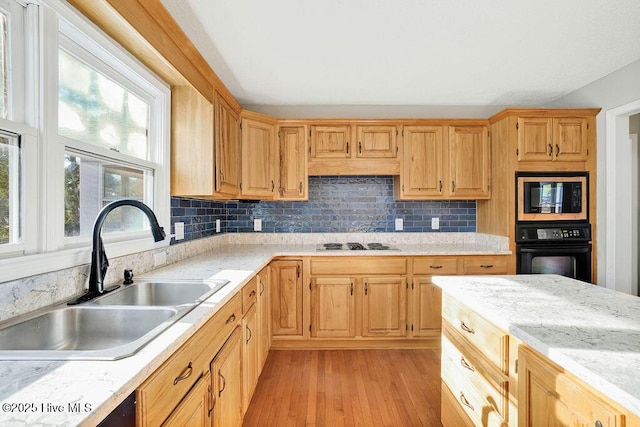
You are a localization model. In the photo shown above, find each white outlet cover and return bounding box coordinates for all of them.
[432,217,440,230]
[395,218,403,231]
[174,222,185,240]
[216,219,221,233]
[254,219,262,232]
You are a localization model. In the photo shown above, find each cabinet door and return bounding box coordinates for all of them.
[278,126,308,200]
[517,117,553,161]
[211,327,242,427]
[449,125,490,198]
[270,260,303,336]
[242,304,259,413]
[214,92,241,196]
[518,346,624,427]
[309,125,351,158]
[400,126,445,198]
[241,116,276,198]
[355,125,398,158]
[412,276,441,338]
[310,277,356,338]
[553,117,588,161]
[362,276,407,337]
[162,372,211,427]
[257,267,270,370]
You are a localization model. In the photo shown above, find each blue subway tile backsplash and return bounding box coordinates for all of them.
[170,176,476,243]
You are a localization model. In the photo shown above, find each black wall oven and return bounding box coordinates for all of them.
[515,223,592,282]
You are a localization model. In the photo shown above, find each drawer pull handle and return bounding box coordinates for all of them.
[429,265,443,269]
[249,290,256,297]
[460,356,475,372]
[480,264,494,268]
[226,313,236,324]
[460,321,475,334]
[218,369,226,397]
[459,392,474,411]
[173,362,193,385]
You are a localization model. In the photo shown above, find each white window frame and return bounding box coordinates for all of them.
[0,0,170,282]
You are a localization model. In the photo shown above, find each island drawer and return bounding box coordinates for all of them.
[137,293,241,426]
[442,293,508,373]
[413,257,459,275]
[461,256,508,275]
[242,276,258,313]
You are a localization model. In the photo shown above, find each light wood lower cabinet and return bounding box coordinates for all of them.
[362,276,407,337]
[242,303,259,413]
[211,327,243,427]
[270,260,303,336]
[162,372,211,427]
[518,345,627,427]
[411,276,442,338]
[310,276,356,338]
[257,267,271,370]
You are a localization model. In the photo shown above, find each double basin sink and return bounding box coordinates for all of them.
[0,279,230,360]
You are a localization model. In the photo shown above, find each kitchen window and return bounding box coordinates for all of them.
[0,0,170,281]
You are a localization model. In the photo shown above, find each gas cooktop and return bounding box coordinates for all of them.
[316,242,399,251]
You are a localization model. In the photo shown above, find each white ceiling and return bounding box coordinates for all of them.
[160,0,640,109]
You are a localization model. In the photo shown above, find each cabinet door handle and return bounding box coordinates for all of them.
[358,141,362,153]
[350,282,354,296]
[173,362,193,385]
[459,392,474,411]
[249,290,256,297]
[439,180,442,192]
[299,181,303,194]
[218,369,226,397]
[346,142,350,154]
[296,264,300,278]
[429,265,443,269]
[225,313,236,324]
[364,282,368,296]
[460,321,475,334]
[548,144,553,156]
[451,181,456,192]
[271,180,275,192]
[208,383,215,417]
[480,264,494,269]
[259,278,264,296]
[246,324,252,344]
[555,144,560,157]
[460,356,475,372]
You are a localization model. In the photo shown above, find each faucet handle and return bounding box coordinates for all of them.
[123,269,134,285]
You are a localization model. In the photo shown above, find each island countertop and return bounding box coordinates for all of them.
[431,274,640,418]
[0,239,508,426]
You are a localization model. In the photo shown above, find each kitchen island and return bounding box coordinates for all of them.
[432,274,640,425]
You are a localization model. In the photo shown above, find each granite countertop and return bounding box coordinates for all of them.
[431,274,640,418]
[0,241,509,426]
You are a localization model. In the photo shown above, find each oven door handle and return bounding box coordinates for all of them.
[518,245,591,254]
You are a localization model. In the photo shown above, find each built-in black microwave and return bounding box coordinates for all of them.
[516,172,588,222]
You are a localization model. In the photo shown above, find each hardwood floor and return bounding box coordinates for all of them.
[243,349,442,427]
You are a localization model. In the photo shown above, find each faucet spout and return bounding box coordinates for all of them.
[69,199,165,305]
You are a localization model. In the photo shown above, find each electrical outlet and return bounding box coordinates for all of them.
[395,218,404,231]
[216,219,221,233]
[432,217,440,230]
[253,219,262,232]
[174,222,184,240]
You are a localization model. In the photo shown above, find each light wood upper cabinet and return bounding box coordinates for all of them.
[214,91,241,196]
[355,125,398,158]
[517,116,588,162]
[398,125,446,198]
[270,260,303,336]
[278,125,308,200]
[310,276,356,338]
[240,112,277,198]
[211,327,243,427]
[362,276,407,337]
[310,125,351,158]
[449,125,490,198]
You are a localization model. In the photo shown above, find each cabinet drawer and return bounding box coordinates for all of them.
[442,293,508,373]
[242,277,258,313]
[310,257,407,275]
[441,332,508,424]
[441,381,474,427]
[413,257,459,275]
[137,293,241,426]
[462,256,508,275]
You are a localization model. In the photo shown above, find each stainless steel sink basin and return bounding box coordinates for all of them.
[0,306,182,360]
[0,279,232,360]
[92,279,229,306]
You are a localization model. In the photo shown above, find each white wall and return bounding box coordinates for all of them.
[546,59,640,290]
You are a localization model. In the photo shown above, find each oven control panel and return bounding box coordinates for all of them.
[516,223,591,242]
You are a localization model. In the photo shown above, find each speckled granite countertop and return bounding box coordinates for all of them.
[431,274,640,418]
[0,241,509,426]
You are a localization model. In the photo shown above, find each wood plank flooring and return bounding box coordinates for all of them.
[243,349,442,427]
